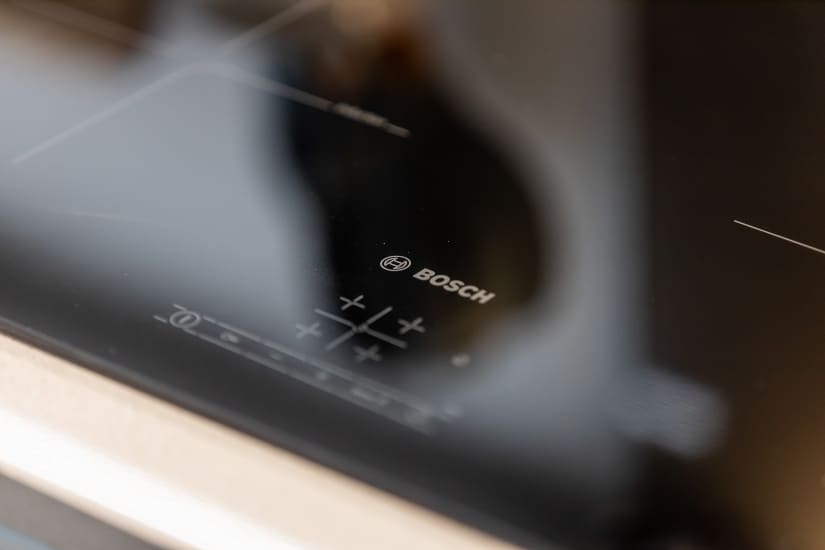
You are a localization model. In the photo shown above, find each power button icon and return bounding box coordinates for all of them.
[380,255,412,272]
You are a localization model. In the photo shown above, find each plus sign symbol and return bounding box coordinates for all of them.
[380,255,412,272]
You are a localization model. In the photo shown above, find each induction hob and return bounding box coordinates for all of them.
[2,1,825,548]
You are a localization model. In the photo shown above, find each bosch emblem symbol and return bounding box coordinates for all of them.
[380,255,412,272]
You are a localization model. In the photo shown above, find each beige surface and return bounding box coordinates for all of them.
[0,331,512,550]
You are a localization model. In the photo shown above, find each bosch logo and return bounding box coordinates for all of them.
[412,269,496,304]
[380,255,412,272]
[381,255,496,305]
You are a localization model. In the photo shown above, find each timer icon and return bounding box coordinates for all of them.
[380,255,412,272]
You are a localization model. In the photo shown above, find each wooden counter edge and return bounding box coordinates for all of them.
[0,331,512,550]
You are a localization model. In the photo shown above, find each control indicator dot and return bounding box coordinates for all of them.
[451,353,472,368]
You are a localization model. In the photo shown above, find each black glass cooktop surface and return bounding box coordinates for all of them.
[3,1,825,547]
